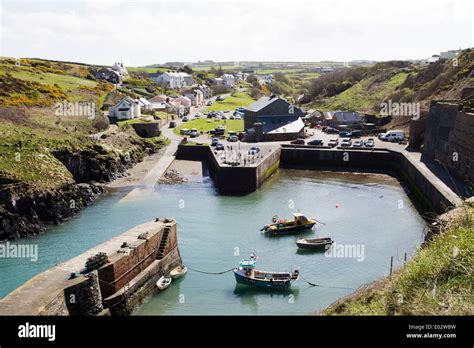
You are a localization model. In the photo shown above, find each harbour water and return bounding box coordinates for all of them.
[0,168,426,314]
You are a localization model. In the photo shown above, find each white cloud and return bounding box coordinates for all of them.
[0,0,472,65]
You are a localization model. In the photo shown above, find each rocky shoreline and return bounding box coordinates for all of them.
[158,169,187,185]
[0,145,158,241]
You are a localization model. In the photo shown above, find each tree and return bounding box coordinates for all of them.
[182,65,193,74]
[246,74,258,84]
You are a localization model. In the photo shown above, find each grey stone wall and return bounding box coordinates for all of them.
[422,101,474,187]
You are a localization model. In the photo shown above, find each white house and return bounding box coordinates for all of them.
[259,74,273,85]
[108,96,141,120]
[440,50,461,60]
[150,72,193,89]
[137,97,153,111]
[213,77,224,85]
[182,89,204,106]
[111,62,128,76]
[196,84,211,99]
[221,74,235,87]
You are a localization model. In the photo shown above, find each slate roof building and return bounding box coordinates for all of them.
[243,96,305,142]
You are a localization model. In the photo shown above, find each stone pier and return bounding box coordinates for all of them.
[0,218,182,316]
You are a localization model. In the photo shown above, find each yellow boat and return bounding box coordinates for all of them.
[261,213,317,234]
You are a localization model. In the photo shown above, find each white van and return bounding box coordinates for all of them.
[382,130,404,142]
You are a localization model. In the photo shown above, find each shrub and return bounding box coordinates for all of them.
[92,114,110,131]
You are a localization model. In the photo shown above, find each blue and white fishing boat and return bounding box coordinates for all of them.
[233,254,299,289]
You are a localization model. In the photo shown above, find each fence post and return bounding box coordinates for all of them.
[389,256,393,280]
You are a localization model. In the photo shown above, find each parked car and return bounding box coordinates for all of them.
[228,135,238,142]
[169,121,177,128]
[328,139,339,147]
[290,138,305,145]
[236,107,244,112]
[377,132,387,140]
[353,139,364,147]
[212,126,226,136]
[221,115,227,120]
[324,127,340,134]
[211,138,219,146]
[229,115,235,120]
[182,116,189,122]
[349,130,361,138]
[180,128,190,135]
[215,143,224,151]
[207,101,213,106]
[308,139,324,146]
[248,147,260,155]
[364,138,375,147]
[190,128,199,138]
[339,131,351,137]
[381,130,404,142]
[234,115,242,120]
[193,113,201,119]
[340,138,352,147]
[216,96,225,101]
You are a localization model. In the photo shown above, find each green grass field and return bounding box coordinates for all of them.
[206,91,255,111]
[174,119,244,136]
[128,66,170,73]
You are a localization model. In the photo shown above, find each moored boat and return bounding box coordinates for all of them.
[296,237,334,250]
[170,265,188,279]
[156,276,172,290]
[261,213,316,234]
[233,254,299,289]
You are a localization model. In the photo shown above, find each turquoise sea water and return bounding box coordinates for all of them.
[0,169,426,314]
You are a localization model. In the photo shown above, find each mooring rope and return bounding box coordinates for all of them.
[187,266,235,275]
[187,267,356,290]
[300,275,356,290]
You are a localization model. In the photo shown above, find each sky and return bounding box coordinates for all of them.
[0,0,472,66]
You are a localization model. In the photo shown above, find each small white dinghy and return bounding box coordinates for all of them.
[170,265,188,279]
[156,276,172,290]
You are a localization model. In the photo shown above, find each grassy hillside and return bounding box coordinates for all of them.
[302,48,474,114]
[316,72,409,112]
[0,58,167,191]
[0,58,113,107]
[323,207,474,315]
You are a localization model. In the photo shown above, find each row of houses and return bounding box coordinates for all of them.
[109,84,210,120]
[212,72,253,87]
